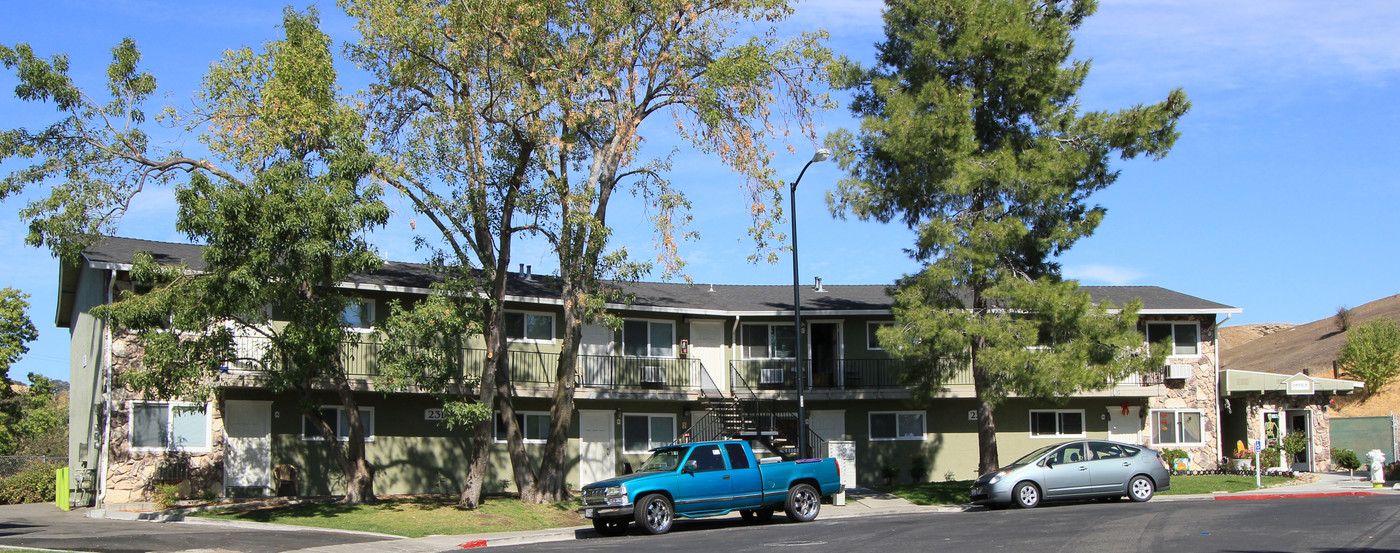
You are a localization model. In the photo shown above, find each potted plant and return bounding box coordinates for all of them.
[1231,449,1254,471]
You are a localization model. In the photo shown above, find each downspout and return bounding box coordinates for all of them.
[730,315,742,396]
[1211,312,1233,469]
[96,269,116,505]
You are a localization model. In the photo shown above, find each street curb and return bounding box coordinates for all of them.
[1215,491,1389,501]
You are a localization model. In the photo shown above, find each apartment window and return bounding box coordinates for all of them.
[741,323,796,359]
[131,402,210,452]
[302,406,375,441]
[622,320,674,357]
[623,414,675,453]
[869,411,926,441]
[1146,322,1199,356]
[1152,410,1203,445]
[341,299,375,329]
[506,312,554,342]
[1030,410,1085,438]
[867,322,894,350]
[495,411,550,444]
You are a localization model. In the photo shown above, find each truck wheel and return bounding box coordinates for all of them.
[740,508,774,523]
[784,483,821,522]
[634,494,674,535]
[592,518,628,536]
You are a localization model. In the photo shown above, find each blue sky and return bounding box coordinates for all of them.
[3,0,1398,384]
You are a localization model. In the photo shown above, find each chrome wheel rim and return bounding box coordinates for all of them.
[1132,478,1152,499]
[795,488,819,518]
[645,498,671,530]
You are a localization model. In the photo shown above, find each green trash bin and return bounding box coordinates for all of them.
[55,466,70,511]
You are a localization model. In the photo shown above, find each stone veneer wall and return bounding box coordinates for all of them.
[1145,315,1222,469]
[103,333,226,504]
[1240,395,1333,472]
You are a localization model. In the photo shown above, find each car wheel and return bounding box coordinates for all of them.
[1128,475,1155,502]
[784,483,821,522]
[634,493,674,535]
[740,508,774,523]
[1012,482,1041,508]
[592,518,629,536]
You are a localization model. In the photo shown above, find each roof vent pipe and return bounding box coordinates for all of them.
[814,277,824,292]
[518,263,524,276]
[526,265,532,280]
[708,283,715,292]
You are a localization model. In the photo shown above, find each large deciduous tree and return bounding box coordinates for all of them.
[2,10,388,504]
[828,0,1186,473]
[342,0,832,505]
[1337,318,1400,397]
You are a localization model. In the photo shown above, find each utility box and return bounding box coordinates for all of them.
[828,440,856,506]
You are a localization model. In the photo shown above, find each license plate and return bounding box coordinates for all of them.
[584,509,594,518]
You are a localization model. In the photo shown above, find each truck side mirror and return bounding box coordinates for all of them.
[682,460,698,474]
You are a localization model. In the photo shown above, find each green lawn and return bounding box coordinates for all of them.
[878,474,1301,505]
[196,496,585,538]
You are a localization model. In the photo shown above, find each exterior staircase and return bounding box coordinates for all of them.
[681,363,825,461]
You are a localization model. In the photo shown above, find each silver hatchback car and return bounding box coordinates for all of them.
[970,440,1171,508]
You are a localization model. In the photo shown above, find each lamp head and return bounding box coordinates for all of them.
[812,148,831,163]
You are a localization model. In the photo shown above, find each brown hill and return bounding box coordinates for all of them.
[1220,323,1295,351]
[1222,294,1400,377]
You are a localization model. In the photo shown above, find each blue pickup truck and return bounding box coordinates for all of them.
[579,440,842,535]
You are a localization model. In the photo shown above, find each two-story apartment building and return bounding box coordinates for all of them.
[59,236,1285,506]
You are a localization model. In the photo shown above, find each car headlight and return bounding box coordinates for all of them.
[987,470,1011,485]
[604,484,628,506]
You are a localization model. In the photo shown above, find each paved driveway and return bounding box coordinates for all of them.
[0,503,395,553]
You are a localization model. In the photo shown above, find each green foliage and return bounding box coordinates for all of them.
[0,460,62,505]
[1260,447,1281,468]
[0,373,68,456]
[0,289,38,385]
[1337,318,1400,395]
[1336,306,1354,332]
[376,278,490,430]
[153,483,182,509]
[879,461,899,486]
[908,454,929,483]
[1160,448,1189,467]
[1281,430,1308,458]
[827,0,1187,470]
[1332,448,1362,472]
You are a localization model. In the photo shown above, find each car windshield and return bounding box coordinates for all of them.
[637,448,685,472]
[1011,444,1061,466]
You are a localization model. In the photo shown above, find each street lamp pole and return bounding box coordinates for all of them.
[790,148,830,460]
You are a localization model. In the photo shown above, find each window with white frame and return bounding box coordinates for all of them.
[1145,321,1199,356]
[505,312,554,343]
[623,414,675,453]
[302,406,375,441]
[1152,410,1203,445]
[495,411,550,444]
[741,323,796,359]
[341,299,375,330]
[622,320,674,357]
[867,322,894,350]
[869,411,926,441]
[1030,410,1085,438]
[130,402,210,452]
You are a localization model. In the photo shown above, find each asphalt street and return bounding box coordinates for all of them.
[0,503,395,553]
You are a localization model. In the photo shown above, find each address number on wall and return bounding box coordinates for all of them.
[425,408,445,421]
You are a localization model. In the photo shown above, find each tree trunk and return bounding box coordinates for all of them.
[332,372,377,505]
[532,284,584,503]
[459,304,505,508]
[458,415,492,508]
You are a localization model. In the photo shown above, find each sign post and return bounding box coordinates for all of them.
[1253,439,1263,487]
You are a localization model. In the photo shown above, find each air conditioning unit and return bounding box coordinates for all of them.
[642,366,666,383]
[1166,364,1193,380]
[760,368,785,384]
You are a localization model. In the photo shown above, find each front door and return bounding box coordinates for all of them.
[224,400,272,492]
[579,410,615,485]
[690,321,726,393]
[1106,406,1141,443]
[808,323,840,388]
[1287,410,1312,471]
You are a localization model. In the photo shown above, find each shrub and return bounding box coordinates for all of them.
[908,454,928,483]
[1336,306,1354,332]
[1333,448,1361,473]
[0,461,62,505]
[1160,448,1189,468]
[1260,447,1281,468]
[153,483,182,509]
[878,462,898,486]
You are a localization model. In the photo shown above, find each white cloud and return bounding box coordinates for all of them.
[1063,264,1148,286]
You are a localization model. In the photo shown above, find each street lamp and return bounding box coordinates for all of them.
[790,147,830,460]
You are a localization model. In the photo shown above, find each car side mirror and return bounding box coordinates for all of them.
[1044,458,1055,469]
[682,460,698,474]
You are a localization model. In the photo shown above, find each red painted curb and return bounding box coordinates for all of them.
[459,540,488,548]
[1215,491,1387,500]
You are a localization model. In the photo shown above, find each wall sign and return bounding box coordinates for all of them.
[425,408,445,421]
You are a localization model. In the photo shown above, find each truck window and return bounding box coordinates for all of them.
[688,444,727,472]
[723,443,751,469]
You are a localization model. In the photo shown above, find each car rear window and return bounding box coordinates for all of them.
[1121,445,1140,457]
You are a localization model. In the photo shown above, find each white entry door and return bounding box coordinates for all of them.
[690,321,726,393]
[1107,406,1142,443]
[224,400,273,490]
[580,323,613,387]
[579,410,616,485]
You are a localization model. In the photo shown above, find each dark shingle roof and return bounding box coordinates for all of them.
[76,236,1237,315]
